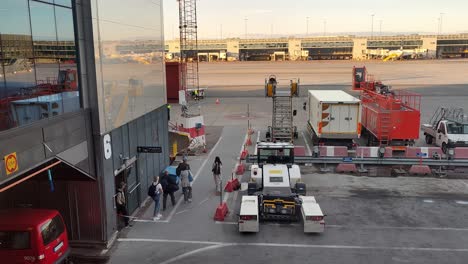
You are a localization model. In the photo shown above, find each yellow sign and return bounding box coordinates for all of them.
[269,170,282,174]
[5,152,18,175]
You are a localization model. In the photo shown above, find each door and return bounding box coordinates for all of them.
[346,104,359,133]
[327,105,340,133]
[435,122,447,146]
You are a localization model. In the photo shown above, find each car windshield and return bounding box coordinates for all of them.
[0,231,30,250]
[446,123,468,134]
[258,148,293,164]
[41,215,65,246]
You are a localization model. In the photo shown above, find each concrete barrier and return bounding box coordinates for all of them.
[455,148,468,159]
[319,146,348,157]
[405,147,443,159]
[356,146,393,158]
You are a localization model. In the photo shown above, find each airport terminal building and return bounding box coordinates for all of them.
[163,34,468,61]
[0,0,168,247]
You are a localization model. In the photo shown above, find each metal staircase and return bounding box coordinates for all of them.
[379,111,391,145]
[272,92,294,142]
[265,76,299,143]
[430,107,466,129]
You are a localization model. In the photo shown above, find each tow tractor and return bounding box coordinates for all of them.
[238,142,325,233]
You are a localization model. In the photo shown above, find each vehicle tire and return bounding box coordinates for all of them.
[425,135,433,144]
[442,142,447,154]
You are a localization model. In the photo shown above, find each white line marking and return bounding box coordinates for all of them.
[175,209,189,215]
[455,200,468,205]
[166,136,223,222]
[223,133,249,205]
[212,222,468,231]
[160,244,227,264]
[326,225,468,231]
[118,238,468,253]
[215,221,237,225]
[423,199,434,203]
[133,219,169,223]
[198,197,209,206]
[301,131,312,156]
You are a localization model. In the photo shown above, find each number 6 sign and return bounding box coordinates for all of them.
[103,134,112,160]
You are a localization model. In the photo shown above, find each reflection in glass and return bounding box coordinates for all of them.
[93,0,166,133]
[29,1,59,86]
[54,0,72,7]
[0,1,80,131]
[0,0,36,131]
[55,6,79,113]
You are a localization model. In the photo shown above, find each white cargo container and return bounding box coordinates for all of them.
[307,90,362,144]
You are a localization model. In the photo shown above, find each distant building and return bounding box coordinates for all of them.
[163,34,468,61]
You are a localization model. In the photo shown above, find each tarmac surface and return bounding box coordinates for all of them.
[107,61,468,264]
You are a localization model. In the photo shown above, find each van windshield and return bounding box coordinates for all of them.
[41,215,65,246]
[0,231,30,250]
[446,123,468,134]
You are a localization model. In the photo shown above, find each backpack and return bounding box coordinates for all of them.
[148,184,156,197]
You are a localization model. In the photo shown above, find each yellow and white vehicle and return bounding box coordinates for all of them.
[239,142,325,233]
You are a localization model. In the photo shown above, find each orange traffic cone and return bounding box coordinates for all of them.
[246,134,252,146]
[216,98,220,105]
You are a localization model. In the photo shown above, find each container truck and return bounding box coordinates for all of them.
[307,90,362,146]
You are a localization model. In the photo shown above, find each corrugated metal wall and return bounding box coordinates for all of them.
[101,105,169,240]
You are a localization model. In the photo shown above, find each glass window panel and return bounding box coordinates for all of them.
[54,0,72,7]
[92,0,166,133]
[55,6,79,113]
[0,0,36,131]
[30,1,59,86]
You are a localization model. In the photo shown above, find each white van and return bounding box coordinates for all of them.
[300,196,325,233]
[238,196,259,233]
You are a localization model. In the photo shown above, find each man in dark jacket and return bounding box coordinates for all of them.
[160,170,178,210]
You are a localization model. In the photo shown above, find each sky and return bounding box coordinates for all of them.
[163,0,468,40]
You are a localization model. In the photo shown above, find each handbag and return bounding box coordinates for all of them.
[188,171,194,182]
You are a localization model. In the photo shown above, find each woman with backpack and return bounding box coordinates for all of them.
[212,156,222,195]
[148,176,163,220]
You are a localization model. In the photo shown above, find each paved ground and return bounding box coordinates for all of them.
[107,61,468,264]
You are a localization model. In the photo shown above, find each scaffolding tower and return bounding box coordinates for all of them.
[178,0,199,107]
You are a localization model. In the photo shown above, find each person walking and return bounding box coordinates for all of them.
[212,156,222,195]
[148,176,163,220]
[160,170,178,210]
[177,157,192,203]
[116,182,131,228]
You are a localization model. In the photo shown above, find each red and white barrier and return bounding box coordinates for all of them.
[319,146,348,157]
[405,147,442,159]
[454,148,468,159]
[294,146,306,156]
[356,147,393,158]
[178,115,206,149]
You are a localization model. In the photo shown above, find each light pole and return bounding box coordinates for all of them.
[439,13,445,35]
[371,14,375,37]
[244,18,248,39]
[323,19,327,36]
[306,17,310,35]
[379,20,382,36]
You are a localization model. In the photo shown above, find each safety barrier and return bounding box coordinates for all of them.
[294,146,306,156]
[356,146,392,158]
[319,146,348,157]
[455,148,468,159]
[405,147,443,159]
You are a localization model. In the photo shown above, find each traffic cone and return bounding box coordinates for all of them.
[246,134,252,146]
[240,146,248,160]
[236,161,245,175]
[216,98,220,105]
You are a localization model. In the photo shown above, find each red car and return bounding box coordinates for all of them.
[0,209,70,264]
